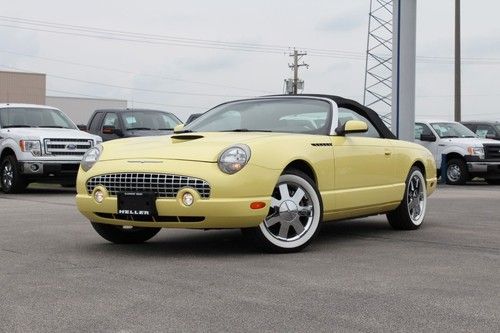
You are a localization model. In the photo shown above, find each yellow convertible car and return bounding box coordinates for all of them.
[76,95,437,252]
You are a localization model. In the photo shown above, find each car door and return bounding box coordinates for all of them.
[331,107,398,211]
[414,122,437,156]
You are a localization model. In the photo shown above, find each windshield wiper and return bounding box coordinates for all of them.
[174,129,194,134]
[463,135,476,138]
[221,129,273,132]
[157,128,174,130]
[441,135,459,138]
[40,126,64,128]
[2,125,33,128]
[127,127,151,130]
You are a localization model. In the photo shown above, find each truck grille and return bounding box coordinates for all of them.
[44,138,93,156]
[484,144,500,160]
[86,173,211,198]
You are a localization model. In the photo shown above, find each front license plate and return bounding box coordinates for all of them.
[117,192,156,216]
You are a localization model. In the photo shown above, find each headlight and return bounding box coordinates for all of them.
[218,144,251,174]
[81,145,103,171]
[467,146,484,159]
[19,140,42,156]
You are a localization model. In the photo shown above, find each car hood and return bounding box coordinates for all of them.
[1,127,101,141]
[100,132,290,162]
[440,137,498,146]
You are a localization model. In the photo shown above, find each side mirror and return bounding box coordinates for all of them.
[102,125,123,137]
[419,133,436,142]
[336,120,368,136]
[77,124,88,131]
[174,124,185,133]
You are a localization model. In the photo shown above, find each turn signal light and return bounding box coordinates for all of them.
[250,202,266,210]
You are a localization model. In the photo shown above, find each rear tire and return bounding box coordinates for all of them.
[445,158,467,185]
[242,170,322,253]
[0,155,27,193]
[387,166,427,230]
[91,222,161,244]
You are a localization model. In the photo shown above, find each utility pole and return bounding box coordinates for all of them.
[286,49,308,94]
[454,0,461,121]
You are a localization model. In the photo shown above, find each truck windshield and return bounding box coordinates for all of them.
[430,122,477,139]
[0,107,76,129]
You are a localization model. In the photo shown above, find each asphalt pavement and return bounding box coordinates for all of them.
[0,184,499,332]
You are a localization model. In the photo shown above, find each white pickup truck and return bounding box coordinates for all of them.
[415,120,500,185]
[0,103,101,193]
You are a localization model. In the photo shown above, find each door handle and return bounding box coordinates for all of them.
[384,150,392,156]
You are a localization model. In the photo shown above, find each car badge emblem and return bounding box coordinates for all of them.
[66,144,77,150]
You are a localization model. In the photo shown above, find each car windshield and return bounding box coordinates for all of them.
[430,122,477,138]
[121,111,181,130]
[185,98,331,134]
[0,107,76,129]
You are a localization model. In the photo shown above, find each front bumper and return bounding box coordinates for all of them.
[76,159,280,229]
[20,160,80,178]
[466,159,500,179]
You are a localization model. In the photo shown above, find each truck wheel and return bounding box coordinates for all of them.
[0,155,27,193]
[91,222,161,244]
[445,158,467,185]
[387,166,427,230]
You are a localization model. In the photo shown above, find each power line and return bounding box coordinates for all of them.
[46,89,204,109]
[0,64,255,98]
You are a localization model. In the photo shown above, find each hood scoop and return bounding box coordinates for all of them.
[171,134,204,141]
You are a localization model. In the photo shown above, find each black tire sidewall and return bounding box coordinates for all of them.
[1,155,25,193]
[445,158,467,185]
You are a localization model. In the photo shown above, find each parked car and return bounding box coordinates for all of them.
[76,95,437,252]
[461,121,500,140]
[415,120,500,185]
[87,108,181,141]
[0,103,102,193]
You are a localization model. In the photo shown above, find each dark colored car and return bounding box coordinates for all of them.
[461,121,500,140]
[87,108,182,141]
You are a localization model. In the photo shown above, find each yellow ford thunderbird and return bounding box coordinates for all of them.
[76,95,437,252]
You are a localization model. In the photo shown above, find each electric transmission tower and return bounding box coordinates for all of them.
[363,0,393,126]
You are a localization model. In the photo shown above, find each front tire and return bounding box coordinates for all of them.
[387,166,427,230]
[1,155,27,193]
[91,222,161,244]
[242,170,322,253]
[445,158,467,185]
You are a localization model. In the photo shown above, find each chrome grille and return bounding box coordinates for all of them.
[44,138,93,156]
[86,173,211,198]
[484,144,500,160]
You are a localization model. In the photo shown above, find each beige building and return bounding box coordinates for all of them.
[0,70,46,104]
[46,96,127,125]
[0,70,128,125]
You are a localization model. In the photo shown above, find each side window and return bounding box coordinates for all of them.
[102,113,120,131]
[89,112,103,132]
[337,107,380,138]
[476,124,495,138]
[415,123,433,140]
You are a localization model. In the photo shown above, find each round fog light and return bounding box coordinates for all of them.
[182,192,194,206]
[94,190,104,203]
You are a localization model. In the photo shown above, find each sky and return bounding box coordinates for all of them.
[0,0,499,122]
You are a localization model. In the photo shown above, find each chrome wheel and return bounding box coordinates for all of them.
[264,182,314,241]
[1,161,14,190]
[407,173,425,225]
[447,164,461,183]
[254,172,322,251]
